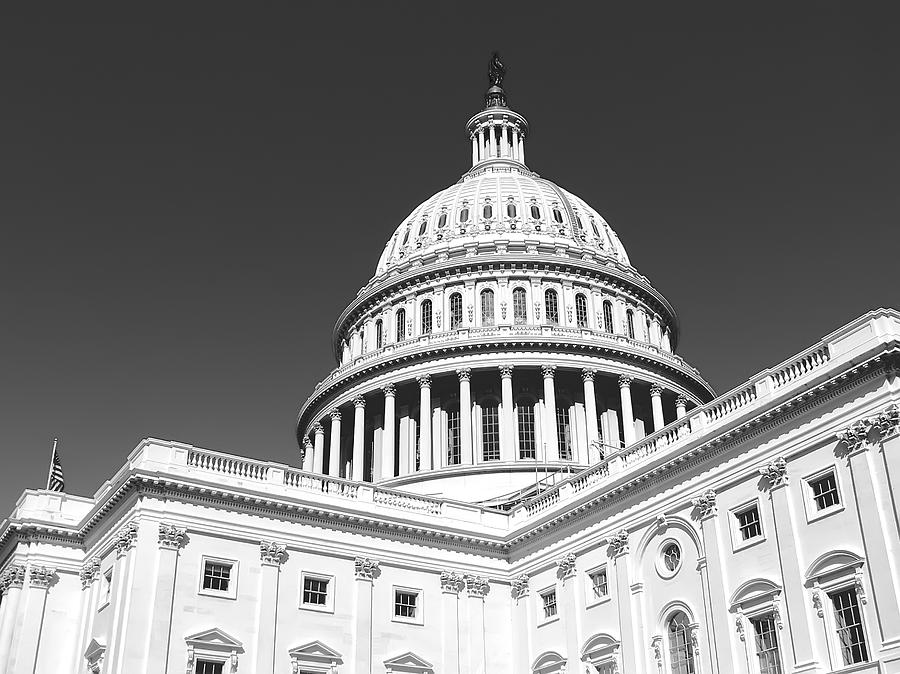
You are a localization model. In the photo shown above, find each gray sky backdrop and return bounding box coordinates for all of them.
[1,3,898,514]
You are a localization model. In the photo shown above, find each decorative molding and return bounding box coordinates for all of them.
[735,614,745,641]
[655,514,669,531]
[812,589,824,618]
[158,522,186,550]
[80,557,101,589]
[28,566,55,589]
[456,368,471,382]
[439,570,464,594]
[354,557,380,580]
[511,574,529,599]
[651,635,663,670]
[0,564,26,593]
[540,365,556,379]
[691,490,717,519]
[464,574,489,597]
[556,552,577,579]
[689,625,700,656]
[773,594,784,629]
[353,396,366,409]
[838,403,900,452]
[618,374,633,388]
[758,457,788,488]
[609,530,629,556]
[416,374,432,388]
[382,383,396,397]
[115,521,139,557]
[329,409,342,422]
[259,540,287,566]
[498,365,514,378]
[854,569,868,604]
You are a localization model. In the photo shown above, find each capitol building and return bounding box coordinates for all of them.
[2,59,900,674]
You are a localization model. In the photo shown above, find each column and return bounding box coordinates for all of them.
[0,566,25,673]
[417,375,433,471]
[72,558,101,673]
[352,396,366,481]
[328,409,342,477]
[13,566,54,674]
[691,490,737,672]
[759,458,820,672]
[255,542,286,674]
[105,522,139,674]
[542,366,560,461]
[500,366,515,461]
[582,369,600,461]
[440,572,463,674]
[464,576,489,674]
[471,134,478,166]
[619,375,636,446]
[458,369,474,465]
[511,576,531,674]
[610,531,640,673]
[557,554,582,673]
[353,558,379,674]
[147,524,186,674]
[302,437,314,472]
[313,423,326,473]
[486,124,494,159]
[519,134,525,164]
[501,123,509,158]
[478,128,486,161]
[650,384,665,432]
[675,395,688,420]
[381,384,396,479]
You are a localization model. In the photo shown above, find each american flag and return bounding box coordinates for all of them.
[46,439,65,492]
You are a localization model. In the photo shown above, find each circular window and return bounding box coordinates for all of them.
[656,540,682,578]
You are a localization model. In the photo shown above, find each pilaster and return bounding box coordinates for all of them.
[511,575,531,674]
[440,571,464,674]
[354,557,380,674]
[610,530,641,673]
[0,565,26,674]
[255,540,287,674]
[463,575,489,674]
[146,523,186,674]
[557,553,581,673]
[13,566,56,674]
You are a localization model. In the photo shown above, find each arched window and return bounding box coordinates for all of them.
[530,204,541,219]
[517,401,536,459]
[480,288,495,326]
[483,203,493,219]
[375,320,383,349]
[459,207,469,223]
[626,310,635,339]
[591,219,601,238]
[396,308,406,341]
[401,228,410,245]
[545,289,560,325]
[418,219,427,236]
[575,216,585,234]
[552,207,564,224]
[447,404,461,466]
[603,300,614,334]
[513,287,528,325]
[437,212,447,229]
[667,612,696,673]
[556,404,573,460]
[575,293,588,328]
[359,327,366,353]
[420,300,433,335]
[507,202,517,218]
[481,402,500,461]
[449,292,463,329]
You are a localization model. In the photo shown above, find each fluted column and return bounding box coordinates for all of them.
[313,423,325,474]
[328,409,342,477]
[650,384,665,432]
[519,134,525,164]
[675,395,687,420]
[542,366,559,461]
[499,365,515,461]
[418,374,432,471]
[582,369,600,461]
[619,375,636,446]
[457,369,473,465]
[352,396,366,481]
[302,437,314,472]
[381,384,396,479]
[478,128,486,161]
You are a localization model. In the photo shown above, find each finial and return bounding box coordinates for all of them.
[484,52,508,109]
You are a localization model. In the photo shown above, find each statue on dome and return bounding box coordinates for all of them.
[488,52,505,87]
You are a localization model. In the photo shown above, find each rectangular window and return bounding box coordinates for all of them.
[482,405,500,461]
[737,506,762,541]
[831,589,869,665]
[196,662,223,674]
[302,576,329,606]
[202,561,232,593]
[810,472,840,511]
[751,614,783,674]
[394,590,418,619]
[541,589,558,619]
[517,404,536,459]
[101,568,113,608]
[556,406,573,460]
[590,568,608,599]
[447,409,461,466]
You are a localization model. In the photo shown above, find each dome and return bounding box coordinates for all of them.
[375,168,631,276]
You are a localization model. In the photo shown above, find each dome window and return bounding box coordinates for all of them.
[418,220,428,236]
[401,228,411,246]
[602,300,614,334]
[575,294,588,328]
[449,292,463,329]
[506,203,517,218]
[446,403,461,465]
[420,299,433,335]
[396,308,406,342]
[591,218,601,238]
[375,319,384,349]
[513,287,527,325]
[545,289,560,326]
[459,207,469,223]
[437,212,447,229]
[552,207,564,224]
[626,310,635,339]
[480,289,495,326]
[575,216,585,234]
[483,203,493,219]
[530,205,541,220]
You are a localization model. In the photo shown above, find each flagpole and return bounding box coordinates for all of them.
[46,438,58,490]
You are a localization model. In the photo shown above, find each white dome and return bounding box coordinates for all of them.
[375,166,630,275]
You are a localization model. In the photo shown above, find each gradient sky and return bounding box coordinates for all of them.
[1,4,898,515]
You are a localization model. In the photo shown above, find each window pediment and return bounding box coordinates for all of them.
[288,640,343,667]
[84,639,106,674]
[185,628,243,651]
[532,651,566,674]
[383,651,434,673]
[581,632,620,665]
[805,549,864,584]
[729,578,782,611]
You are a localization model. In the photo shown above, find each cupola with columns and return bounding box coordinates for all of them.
[296,55,715,505]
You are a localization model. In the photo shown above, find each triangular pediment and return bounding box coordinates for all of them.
[185,628,244,652]
[83,638,106,662]
[289,640,343,664]
[383,651,434,672]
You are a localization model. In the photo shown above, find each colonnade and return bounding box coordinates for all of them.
[301,366,690,483]
[470,119,525,165]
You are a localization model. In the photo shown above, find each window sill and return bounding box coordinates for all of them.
[391,616,424,627]
[198,588,237,600]
[97,600,110,613]
[299,602,334,614]
[585,595,611,610]
[537,615,560,628]
[806,503,845,524]
[830,660,878,674]
[733,535,766,554]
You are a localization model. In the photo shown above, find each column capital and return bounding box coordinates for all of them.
[649,384,663,397]
[353,395,366,409]
[259,540,287,567]
[511,573,529,599]
[313,422,325,435]
[0,565,26,594]
[416,373,432,388]
[79,557,101,590]
[28,566,56,589]
[464,574,490,598]
[499,365,514,378]
[691,489,717,519]
[456,368,471,382]
[329,408,342,422]
[354,556,380,581]
[158,522,187,550]
[618,374,634,389]
[555,552,577,579]
[382,382,396,397]
[303,436,313,450]
[440,570,464,594]
[837,403,900,452]
[115,521,139,557]
[580,368,596,382]
[609,529,629,557]
[758,456,788,489]
[675,394,688,407]
[541,365,556,379]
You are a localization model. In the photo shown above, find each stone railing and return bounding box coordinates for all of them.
[282,470,359,498]
[372,488,442,515]
[704,382,758,424]
[187,450,270,481]
[770,344,830,390]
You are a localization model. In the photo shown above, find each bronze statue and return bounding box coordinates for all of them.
[488,52,505,87]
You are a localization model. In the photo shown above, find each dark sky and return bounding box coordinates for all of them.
[1,4,898,514]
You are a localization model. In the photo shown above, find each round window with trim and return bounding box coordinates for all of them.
[657,540,682,578]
